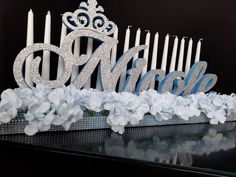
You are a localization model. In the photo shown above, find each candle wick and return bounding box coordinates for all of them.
[127,25,132,29]
[199,38,203,41]
[145,30,150,33]
[172,35,178,38]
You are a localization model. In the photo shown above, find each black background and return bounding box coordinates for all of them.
[0,0,236,94]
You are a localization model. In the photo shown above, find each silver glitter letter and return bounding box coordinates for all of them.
[158,71,185,95]
[136,69,165,93]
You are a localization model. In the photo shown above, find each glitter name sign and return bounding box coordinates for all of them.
[13,0,217,95]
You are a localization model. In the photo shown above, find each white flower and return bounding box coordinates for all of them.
[0,83,236,136]
[76,89,103,112]
[14,88,34,110]
[48,87,65,107]
[51,115,64,126]
[196,92,216,118]
[56,103,83,130]
[110,124,125,134]
[0,89,22,108]
[44,109,56,125]
[32,84,52,101]
[174,96,200,121]
[24,124,38,136]
[211,94,225,107]
[107,110,129,134]
[0,89,22,123]
[104,91,150,133]
[197,92,213,110]
[221,94,235,115]
[23,100,52,135]
[148,92,177,121]
[210,109,226,124]
[0,109,17,123]
[64,85,79,103]
[28,101,51,115]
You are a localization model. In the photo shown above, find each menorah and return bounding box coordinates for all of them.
[25,9,202,92]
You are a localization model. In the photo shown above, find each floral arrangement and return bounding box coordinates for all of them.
[0,84,236,136]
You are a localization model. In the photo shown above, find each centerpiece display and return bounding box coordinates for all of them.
[0,0,236,136]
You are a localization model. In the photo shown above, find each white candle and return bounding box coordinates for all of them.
[118,26,131,91]
[169,36,179,72]
[110,27,118,68]
[71,38,80,82]
[141,30,151,77]
[194,38,202,63]
[185,38,193,74]
[25,9,34,86]
[95,70,102,91]
[84,38,93,89]
[123,26,132,52]
[177,37,187,71]
[161,34,170,72]
[132,28,141,64]
[149,32,159,89]
[41,11,51,80]
[57,23,67,79]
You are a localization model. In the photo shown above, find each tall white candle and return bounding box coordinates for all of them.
[110,27,118,68]
[161,34,170,72]
[41,11,51,80]
[141,30,151,77]
[177,37,187,71]
[118,26,131,91]
[57,23,67,79]
[84,38,93,89]
[194,38,202,63]
[169,36,179,72]
[71,38,80,82]
[185,38,193,74]
[132,28,141,64]
[149,32,159,90]
[25,9,34,86]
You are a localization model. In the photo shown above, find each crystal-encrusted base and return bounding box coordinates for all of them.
[0,112,236,135]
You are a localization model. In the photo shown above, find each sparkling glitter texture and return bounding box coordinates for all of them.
[136,69,165,93]
[158,71,186,95]
[12,0,217,95]
[122,58,146,92]
[62,0,117,36]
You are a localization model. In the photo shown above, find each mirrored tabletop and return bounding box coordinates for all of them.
[0,122,236,176]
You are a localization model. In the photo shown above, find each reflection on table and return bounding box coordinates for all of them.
[0,122,236,168]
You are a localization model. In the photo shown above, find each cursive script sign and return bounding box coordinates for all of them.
[12,0,217,96]
[13,28,217,96]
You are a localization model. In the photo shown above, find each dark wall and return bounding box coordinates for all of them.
[0,0,236,94]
